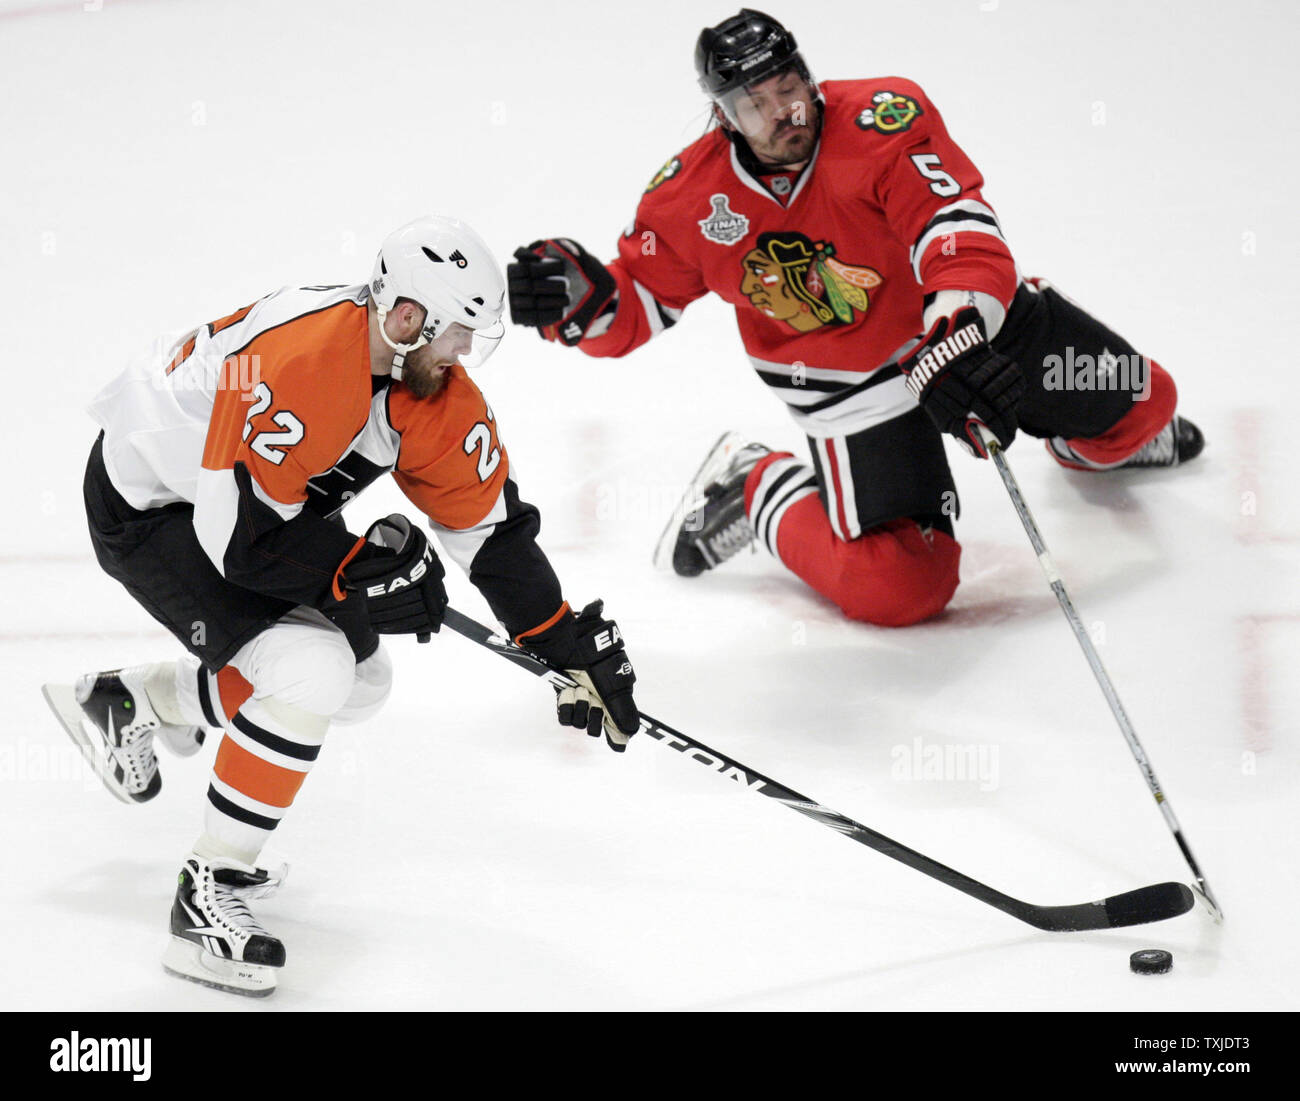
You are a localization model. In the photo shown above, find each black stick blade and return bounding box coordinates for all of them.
[1016,881,1195,931]
[1103,882,1196,928]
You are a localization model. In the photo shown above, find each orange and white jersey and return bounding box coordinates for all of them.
[89,284,564,635]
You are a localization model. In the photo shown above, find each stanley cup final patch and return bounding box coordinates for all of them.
[698,194,750,245]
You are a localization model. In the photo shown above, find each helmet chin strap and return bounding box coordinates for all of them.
[375,303,429,381]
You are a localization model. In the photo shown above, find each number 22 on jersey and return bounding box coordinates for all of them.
[242,382,304,467]
[463,405,501,482]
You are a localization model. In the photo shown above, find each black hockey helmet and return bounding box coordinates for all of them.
[694,9,809,98]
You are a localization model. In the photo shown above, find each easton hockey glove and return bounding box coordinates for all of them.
[901,307,1026,458]
[519,600,639,752]
[508,238,617,346]
[344,515,447,642]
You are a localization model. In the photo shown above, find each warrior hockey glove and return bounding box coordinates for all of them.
[901,307,1026,458]
[344,514,447,642]
[508,238,617,346]
[519,600,639,752]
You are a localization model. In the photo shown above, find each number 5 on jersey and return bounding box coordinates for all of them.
[910,153,961,197]
[242,381,304,466]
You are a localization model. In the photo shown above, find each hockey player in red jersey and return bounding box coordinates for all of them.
[43,216,639,997]
[508,9,1203,628]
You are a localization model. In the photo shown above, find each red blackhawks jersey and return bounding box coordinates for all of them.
[89,284,564,638]
[582,77,1019,438]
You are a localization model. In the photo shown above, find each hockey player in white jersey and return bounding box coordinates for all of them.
[45,217,640,996]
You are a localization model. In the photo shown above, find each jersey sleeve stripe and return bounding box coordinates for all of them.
[909,199,1006,280]
[331,535,367,602]
[513,601,572,646]
[631,278,674,340]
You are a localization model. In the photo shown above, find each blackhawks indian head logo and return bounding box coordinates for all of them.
[740,232,883,332]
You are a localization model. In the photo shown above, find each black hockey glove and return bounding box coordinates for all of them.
[519,600,639,752]
[343,515,447,642]
[901,307,1026,458]
[508,238,617,346]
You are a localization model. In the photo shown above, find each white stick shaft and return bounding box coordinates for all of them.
[974,425,1221,920]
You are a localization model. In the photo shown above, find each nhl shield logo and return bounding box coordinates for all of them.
[698,194,750,245]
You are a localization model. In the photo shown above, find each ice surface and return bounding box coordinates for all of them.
[1,0,1296,1011]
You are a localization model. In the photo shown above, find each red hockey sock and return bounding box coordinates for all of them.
[744,453,961,627]
[1050,359,1178,468]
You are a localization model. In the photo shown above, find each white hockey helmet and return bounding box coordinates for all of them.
[370,215,506,376]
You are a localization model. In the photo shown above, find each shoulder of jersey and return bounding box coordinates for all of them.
[821,76,936,143]
[387,363,493,460]
[242,285,373,432]
[243,284,369,342]
[637,129,731,212]
[237,286,370,376]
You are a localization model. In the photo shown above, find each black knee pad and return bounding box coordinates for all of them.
[993,281,1151,440]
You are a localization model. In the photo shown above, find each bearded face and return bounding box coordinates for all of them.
[721,70,819,167]
[398,341,453,399]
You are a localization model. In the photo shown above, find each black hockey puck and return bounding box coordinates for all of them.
[1130,949,1173,975]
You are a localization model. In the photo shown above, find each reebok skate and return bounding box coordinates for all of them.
[163,856,287,998]
[41,666,202,804]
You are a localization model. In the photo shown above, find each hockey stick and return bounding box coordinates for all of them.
[442,605,1193,932]
[978,427,1223,922]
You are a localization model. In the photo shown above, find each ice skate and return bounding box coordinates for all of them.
[1047,415,1205,471]
[653,432,772,577]
[162,855,288,998]
[41,666,204,805]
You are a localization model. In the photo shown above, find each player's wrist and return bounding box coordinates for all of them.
[516,604,579,667]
